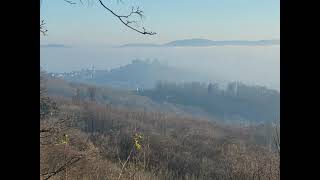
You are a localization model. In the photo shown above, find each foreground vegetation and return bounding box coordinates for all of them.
[40,74,280,180]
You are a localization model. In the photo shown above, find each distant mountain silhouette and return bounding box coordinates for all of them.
[119,39,280,48]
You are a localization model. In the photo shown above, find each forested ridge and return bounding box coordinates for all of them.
[139,81,279,123]
[48,60,279,123]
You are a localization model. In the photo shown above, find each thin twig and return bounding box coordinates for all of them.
[41,156,83,180]
[98,0,156,35]
[64,0,76,4]
[40,20,48,35]
[118,147,134,180]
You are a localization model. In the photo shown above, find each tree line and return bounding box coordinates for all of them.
[138,81,280,123]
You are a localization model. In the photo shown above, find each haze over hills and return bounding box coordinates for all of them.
[49,59,219,90]
[119,39,280,48]
[46,59,279,123]
[41,44,279,90]
[44,70,279,123]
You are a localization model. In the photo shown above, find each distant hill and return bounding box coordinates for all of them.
[119,39,280,48]
[47,60,279,123]
[44,73,279,123]
[138,81,280,123]
[44,75,214,120]
[49,60,214,90]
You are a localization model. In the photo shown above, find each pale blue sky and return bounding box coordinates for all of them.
[40,0,280,45]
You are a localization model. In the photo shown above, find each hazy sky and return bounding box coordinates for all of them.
[40,0,280,45]
[40,0,280,90]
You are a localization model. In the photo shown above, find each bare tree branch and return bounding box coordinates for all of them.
[64,0,76,4]
[40,20,48,35]
[40,129,50,133]
[272,121,280,157]
[41,156,83,180]
[98,0,156,35]
[118,147,134,180]
[273,124,280,155]
[40,0,156,35]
